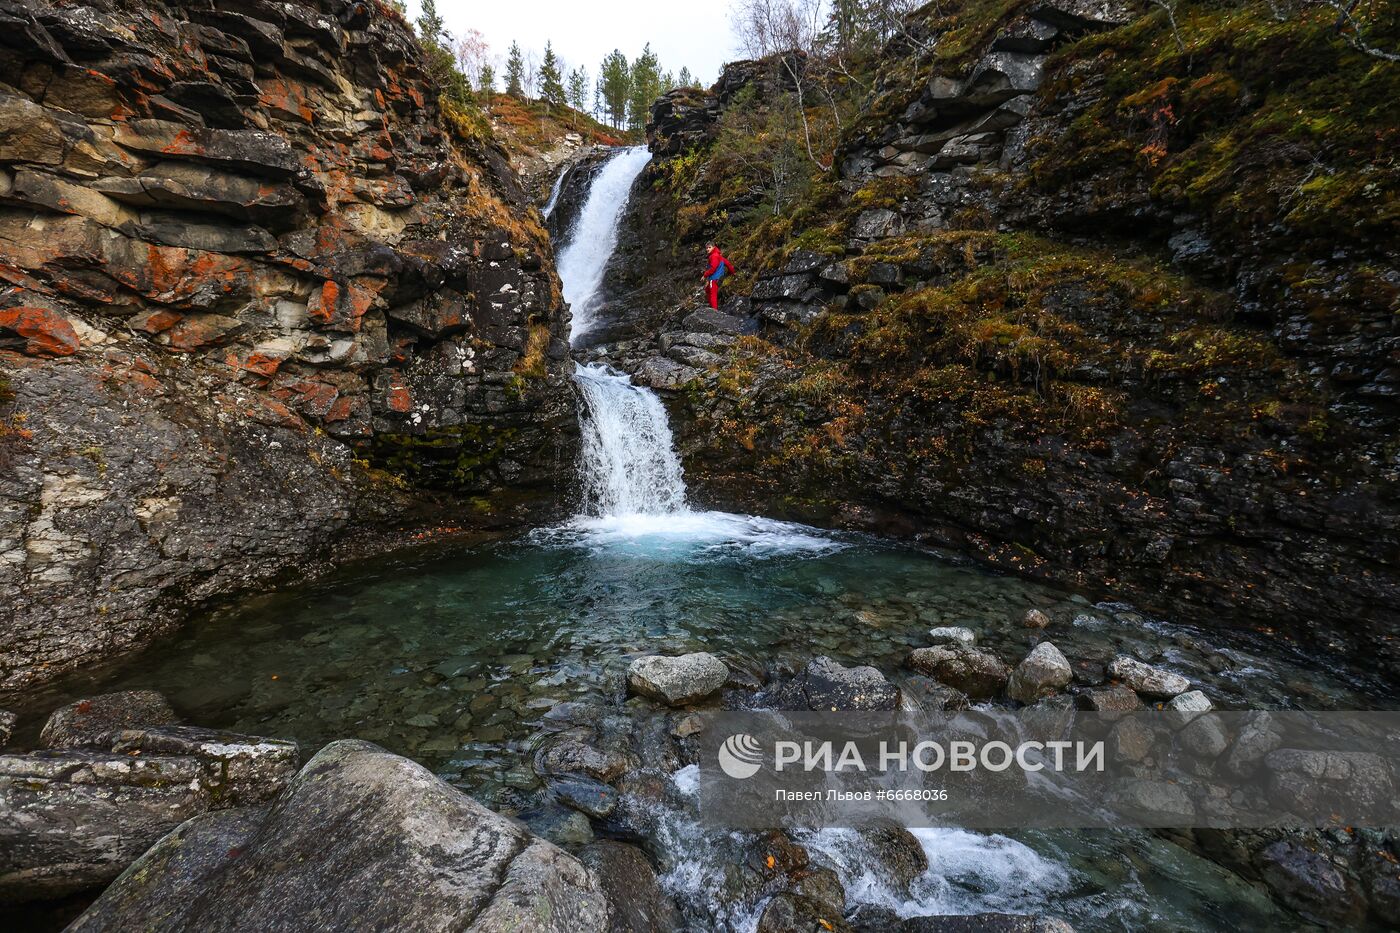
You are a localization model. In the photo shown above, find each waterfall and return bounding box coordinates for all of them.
[556,145,653,344]
[574,363,688,516]
[552,145,689,519]
[541,164,566,219]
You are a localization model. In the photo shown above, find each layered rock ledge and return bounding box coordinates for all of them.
[0,0,578,691]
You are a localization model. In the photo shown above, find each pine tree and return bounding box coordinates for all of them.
[598,50,630,129]
[678,66,694,88]
[626,43,661,132]
[539,41,566,108]
[478,62,496,93]
[415,0,446,46]
[413,0,470,105]
[567,67,589,112]
[505,41,525,97]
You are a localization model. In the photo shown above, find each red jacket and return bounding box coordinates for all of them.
[704,248,733,281]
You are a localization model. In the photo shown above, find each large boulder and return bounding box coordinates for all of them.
[0,725,298,903]
[1006,642,1072,704]
[70,740,613,932]
[627,652,730,706]
[908,646,1011,699]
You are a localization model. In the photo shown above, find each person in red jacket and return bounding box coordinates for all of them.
[702,243,733,310]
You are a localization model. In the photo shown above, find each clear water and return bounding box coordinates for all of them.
[17,524,1385,930]
[17,145,1384,931]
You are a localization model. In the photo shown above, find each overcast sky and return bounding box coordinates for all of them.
[402,0,742,92]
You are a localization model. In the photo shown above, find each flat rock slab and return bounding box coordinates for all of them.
[1108,656,1190,699]
[0,725,297,903]
[69,739,612,932]
[628,653,729,706]
[40,690,178,749]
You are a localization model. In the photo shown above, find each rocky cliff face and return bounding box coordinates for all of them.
[0,0,577,692]
[635,0,1398,646]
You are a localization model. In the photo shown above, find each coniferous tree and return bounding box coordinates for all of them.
[598,50,630,129]
[505,41,525,97]
[415,0,446,46]
[539,42,566,107]
[678,66,694,88]
[627,43,662,131]
[413,0,471,105]
[567,67,589,112]
[478,62,496,93]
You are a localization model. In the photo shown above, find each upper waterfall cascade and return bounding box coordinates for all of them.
[552,146,835,553]
[555,145,653,344]
[553,146,687,519]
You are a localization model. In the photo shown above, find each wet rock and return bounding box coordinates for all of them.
[890,914,1075,931]
[907,646,1011,699]
[901,676,972,712]
[1022,609,1051,629]
[71,740,612,931]
[1256,840,1366,927]
[865,823,930,891]
[1180,714,1229,758]
[757,873,850,933]
[927,626,977,647]
[1006,642,1072,704]
[1074,684,1143,712]
[1108,717,1156,762]
[1222,714,1283,778]
[1107,656,1190,699]
[580,840,683,933]
[526,805,597,847]
[772,656,900,711]
[39,690,178,749]
[1265,749,1393,815]
[628,653,730,706]
[536,730,635,783]
[1164,690,1213,728]
[551,775,620,819]
[0,725,297,903]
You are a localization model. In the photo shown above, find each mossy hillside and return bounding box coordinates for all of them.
[1028,0,1400,274]
[486,93,628,157]
[362,423,516,492]
[692,229,1335,493]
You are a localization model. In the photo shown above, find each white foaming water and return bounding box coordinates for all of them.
[541,163,566,219]
[574,362,688,516]
[556,145,652,343]
[647,765,1073,932]
[798,827,1072,920]
[550,145,838,558]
